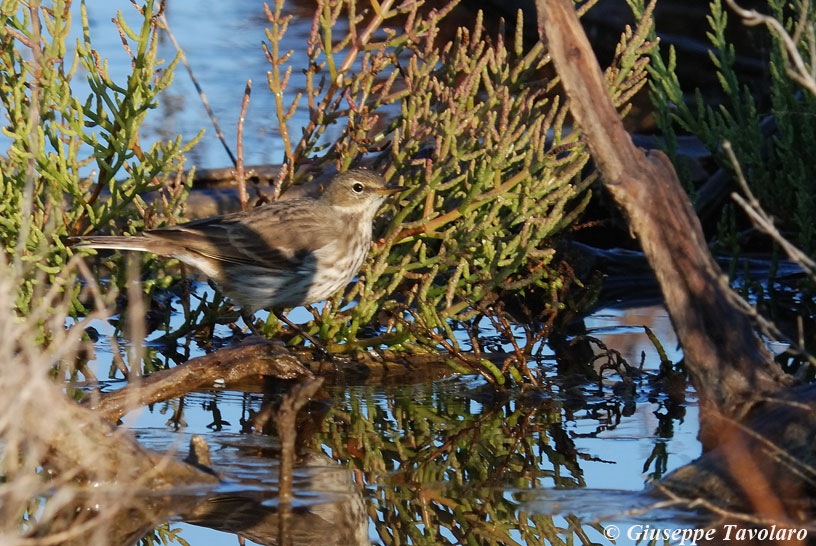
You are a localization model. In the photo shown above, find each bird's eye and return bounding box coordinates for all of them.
[352,182,364,193]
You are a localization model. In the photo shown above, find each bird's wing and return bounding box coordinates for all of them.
[146,200,344,270]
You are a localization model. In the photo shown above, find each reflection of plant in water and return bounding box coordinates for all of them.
[285,349,689,544]
[311,385,602,544]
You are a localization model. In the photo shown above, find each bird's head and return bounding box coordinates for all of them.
[321,169,403,212]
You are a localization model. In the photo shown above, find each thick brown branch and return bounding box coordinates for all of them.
[535,0,792,436]
[85,339,313,422]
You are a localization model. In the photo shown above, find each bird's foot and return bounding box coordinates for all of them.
[240,311,265,337]
[242,311,345,371]
[275,313,330,357]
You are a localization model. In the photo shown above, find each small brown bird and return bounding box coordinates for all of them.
[73,169,400,340]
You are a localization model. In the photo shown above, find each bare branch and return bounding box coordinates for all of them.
[725,0,816,98]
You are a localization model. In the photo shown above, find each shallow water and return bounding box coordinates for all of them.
[74,0,347,173]
[76,295,702,546]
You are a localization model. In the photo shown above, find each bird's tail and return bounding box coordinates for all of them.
[70,236,153,253]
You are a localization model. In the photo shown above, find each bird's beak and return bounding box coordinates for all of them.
[376,186,406,195]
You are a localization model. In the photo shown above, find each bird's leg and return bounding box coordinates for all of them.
[245,309,341,368]
[241,310,263,336]
[274,311,336,362]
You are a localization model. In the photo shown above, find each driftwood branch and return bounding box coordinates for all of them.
[535,0,792,439]
[85,339,313,422]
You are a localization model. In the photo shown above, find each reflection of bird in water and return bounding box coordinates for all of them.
[180,451,370,546]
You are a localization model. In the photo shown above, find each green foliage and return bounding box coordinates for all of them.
[648,0,816,253]
[2,0,657,380]
[262,0,657,377]
[0,0,198,318]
